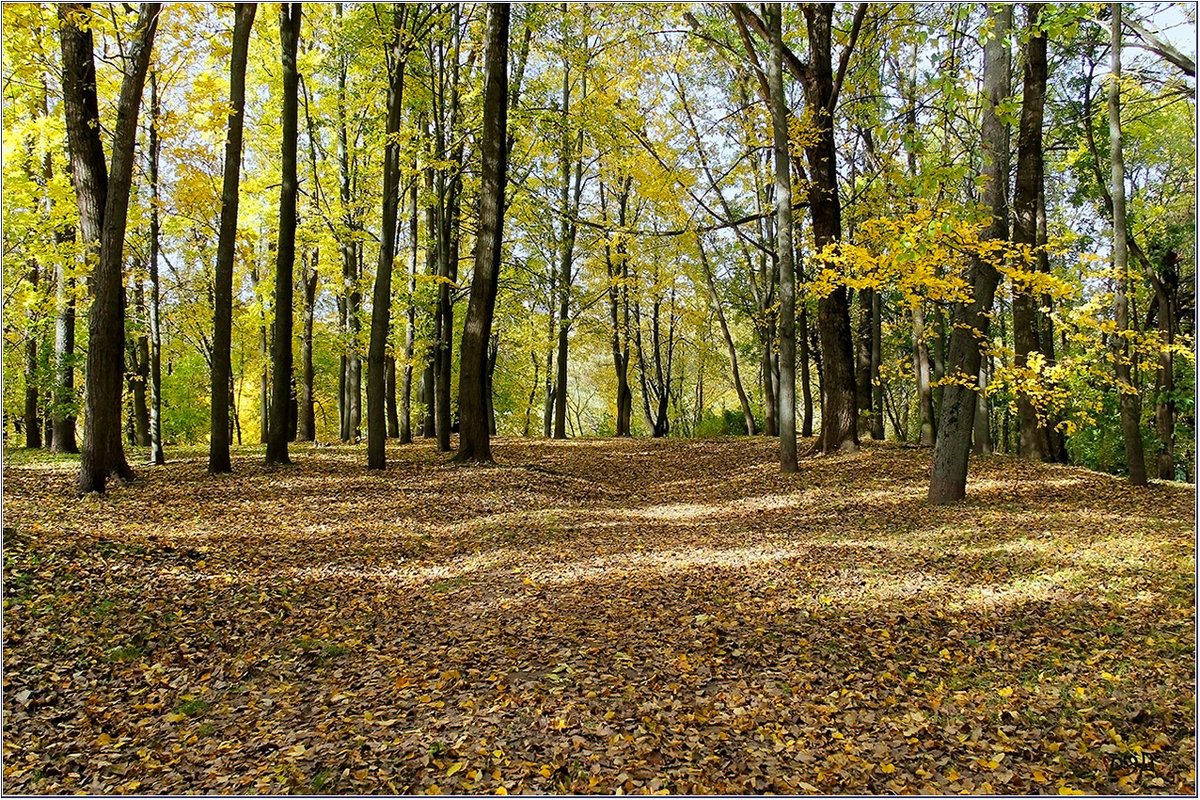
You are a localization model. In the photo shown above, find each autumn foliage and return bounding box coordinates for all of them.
[3,439,1194,794]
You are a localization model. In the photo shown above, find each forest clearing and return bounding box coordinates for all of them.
[2,438,1195,794]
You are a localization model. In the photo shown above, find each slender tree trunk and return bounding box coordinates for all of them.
[767,3,797,471]
[129,276,150,446]
[336,4,361,443]
[24,254,41,449]
[870,288,884,439]
[52,218,78,453]
[456,3,509,462]
[973,361,992,454]
[929,4,1011,503]
[1108,2,1147,486]
[914,302,936,445]
[400,182,418,444]
[1011,3,1050,462]
[298,259,318,441]
[68,2,159,493]
[209,2,255,471]
[145,71,164,464]
[486,333,499,436]
[799,305,813,437]
[366,4,408,470]
[855,289,872,434]
[266,3,301,466]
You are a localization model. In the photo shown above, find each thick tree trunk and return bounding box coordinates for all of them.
[68,2,158,493]
[266,3,301,466]
[456,3,509,462]
[1154,249,1178,479]
[929,4,1011,503]
[366,4,409,470]
[209,3,254,471]
[802,4,857,455]
[1011,3,1051,462]
[767,3,797,471]
[1108,2,1147,486]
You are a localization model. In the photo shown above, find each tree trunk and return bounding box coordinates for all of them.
[1108,1,1147,486]
[799,305,813,437]
[208,2,255,471]
[52,217,78,453]
[767,3,797,471]
[456,3,509,462]
[802,4,857,455]
[145,71,164,465]
[1011,3,1051,462]
[24,250,41,449]
[129,276,150,446]
[1154,248,1179,479]
[870,288,884,439]
[400,182,418,444]
[928,4,1011,503]
[68,2,158,493]
[914,303,936,447]
[386,356,399,438]
[298,258,318,441]
[336,4,361,444]
[486,333,499,436]
[973,361,992,454]
[266,3,301,466]
[366,3,409,470]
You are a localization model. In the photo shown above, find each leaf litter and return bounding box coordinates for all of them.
[2,437,1194,794]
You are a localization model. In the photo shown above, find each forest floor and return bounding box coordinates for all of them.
[2,437,1195,794]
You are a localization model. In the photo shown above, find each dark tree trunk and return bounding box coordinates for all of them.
[129,276,150,446]
[298,257,318,441]
[335,4,361,444]
[52,217,78,453]
[801,4,857,455]
[799,305,813,437]
[456,3,510,462]
[24,253,41,449]
[209,2,255,470]
[366,3,409,470]
[929,4,1011,503]
[855,289,872,434]
[386,356,399,438]
[767,2,797,471]
[601,177,633,436]
[68,2,159,493]
[266,3,301,466]
[485,333,499,436]
[1011,3,1051,462]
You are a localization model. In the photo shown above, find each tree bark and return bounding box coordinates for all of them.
[928,4,1011,503]
[69,2,159,493]
[456,2,509,462]
[1011,3,1051,462]
[298,258,318,441]
[129,275,150,446]
[697,237,756,435]
[802,4,857,455]
[1108,1,1147,486]
[209,2,255,471]
[367,3,409,470]
[767,3,797,471]
[266,3,301,466]
[400,182,418,444]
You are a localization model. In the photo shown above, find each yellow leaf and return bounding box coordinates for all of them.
[946,768,960,781]
[492,769,502,780]
[97,733,114,745]
[539,765,553,778]
[939,648,951,659]
[287,744,306,757]
[165,712,186,723]
[426,784,442,795]
[1058,786,1085,795]
[1033,770,1048,783]
[446,762,464,777]
[880,762,895,774]
[997,686,1014,698]
[1101,672,1116,682]
[495,787,508,796]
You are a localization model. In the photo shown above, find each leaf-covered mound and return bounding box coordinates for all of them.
[2,438,1194,794]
